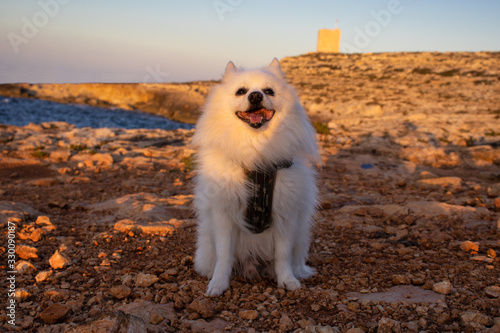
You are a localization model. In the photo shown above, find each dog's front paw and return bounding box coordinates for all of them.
[278,276,301,291]
[206,278,229,297]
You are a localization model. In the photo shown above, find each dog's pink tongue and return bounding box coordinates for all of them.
[249,113,263,124]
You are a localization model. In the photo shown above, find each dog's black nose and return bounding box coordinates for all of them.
[248,91,263,105]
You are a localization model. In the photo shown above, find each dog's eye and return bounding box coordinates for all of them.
[263,88,275,96]
[235,88,248,96]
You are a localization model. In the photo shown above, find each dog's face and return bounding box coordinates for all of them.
[194,58,318,169]
[217,58,295,131]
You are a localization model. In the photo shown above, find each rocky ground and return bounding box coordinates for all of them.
[1,52,500,332]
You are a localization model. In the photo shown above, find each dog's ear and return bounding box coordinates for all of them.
[223,61,237,77]
[267,58,285,78]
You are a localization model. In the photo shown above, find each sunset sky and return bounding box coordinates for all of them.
[1,0,499,83]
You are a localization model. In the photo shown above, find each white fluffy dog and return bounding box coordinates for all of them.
[193,58,319,296]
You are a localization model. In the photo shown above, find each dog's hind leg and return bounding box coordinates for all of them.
[205,211,236,297]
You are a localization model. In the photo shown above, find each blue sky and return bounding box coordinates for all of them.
[1,0,499,83]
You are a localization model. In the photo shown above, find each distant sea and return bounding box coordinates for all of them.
[0,96,194,130]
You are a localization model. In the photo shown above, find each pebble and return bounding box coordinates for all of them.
[35,270,53,282]
[149,311,164,325]
[238,310,258,320]
[187,297,215,319]
[49,250,71,269]
[417,176,462,188]
[346,329,365,333]
[377,317,401,333]
[392,275,410,285]
[279,313,294,331]
[460,311,493,326]
[433,280,453,295]
[460,240,479,252]
[16,245,39,259]
[21,316,35,329]
[485,285,500,298]
[134,273,158,287]
[164,268,179,276]
[35,215,57,232]
[14,288,31,301]
[18,227,43,242]
[39,303,71,324]
[494,198,500,210]
[317,326,340,333]
[110,285,131,299]
[15,260,36,275]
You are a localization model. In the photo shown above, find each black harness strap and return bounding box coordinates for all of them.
[243,160,293,234]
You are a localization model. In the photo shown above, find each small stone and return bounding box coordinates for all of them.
[49,250,70,269]
[417,177,462,188]
[433,280,453,295]
[311,304,321,311]
[239,310,258,320]
[437,312,450,324]
[347,302,360,311]
[100,259,111,266]
[92,153,114,165]
[187,297,215,319]
[16,260,36,275]
[416,306,427,316]
[19,228,43,242]
[346,329,365,333]
[460,240,479,252]
[279,313,294,331]
[35,270,53,282]
[377,317,401,333]
[35,215,57,232]
[181,256,193,266]
[392,275,410,285]
[461,311,493,326]
[164,268,179,276]
[149,311,164,325]
[401,322,418,333]
[14,288,31,301]
[110,285,131,299]
[485,285,500,298]
[317,326,339,333]
[494,198,500,210]
[16,245,39,259]
[32,178,59,187]
[39,303,71,324]
[21,316,34,329]
[134,273,158,287]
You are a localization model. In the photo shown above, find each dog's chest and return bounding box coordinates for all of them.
[243,160,292,233]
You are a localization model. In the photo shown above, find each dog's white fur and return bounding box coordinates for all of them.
[193,59,319,296]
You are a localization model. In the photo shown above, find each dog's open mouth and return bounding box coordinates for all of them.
[235,108,275,129]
